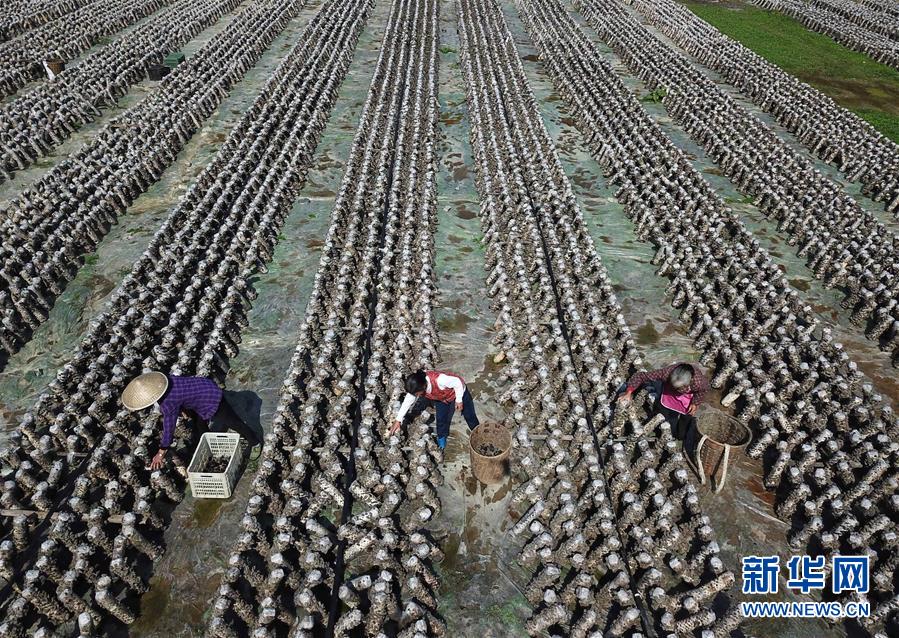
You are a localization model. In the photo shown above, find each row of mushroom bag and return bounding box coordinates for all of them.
[621,0,899,219]
[458,0,739,635]
[0,0,170,98]
[761,0,899,40]
[0,0,241,178]
[0,0,97,43]
[0,0,307,366]
[0,0,368,633]
[753,0,899,70]
[576,0,898,368]
[207,0,449,634]
[517,0,899,632]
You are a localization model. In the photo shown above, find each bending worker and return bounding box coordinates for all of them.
[388,369,480,449]
[617,362,709,437]
[121,371,262,470]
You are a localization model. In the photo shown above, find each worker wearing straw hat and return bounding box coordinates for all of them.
[122,371,262,470]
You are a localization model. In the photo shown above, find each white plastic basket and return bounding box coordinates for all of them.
[187,432,242,499]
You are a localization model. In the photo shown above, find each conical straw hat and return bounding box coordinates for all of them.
[121,371,169,411]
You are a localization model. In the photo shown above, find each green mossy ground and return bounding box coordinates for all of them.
[683,1,899,143]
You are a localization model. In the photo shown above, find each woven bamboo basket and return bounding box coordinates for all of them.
[468,422,511,484]
[46,59,65,76]
[686,409,751,493]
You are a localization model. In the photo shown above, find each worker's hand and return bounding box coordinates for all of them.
[149,449,166,470]
[688,403,698,416]
[617,391,632,406]
[455,402,463,412]
[388,420,402,436]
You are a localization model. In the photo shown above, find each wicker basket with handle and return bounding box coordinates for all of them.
[686,408,751,493]
[468,422,511,484]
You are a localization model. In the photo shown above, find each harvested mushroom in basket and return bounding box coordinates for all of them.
[476,442,503,457]
[201,457,230,473]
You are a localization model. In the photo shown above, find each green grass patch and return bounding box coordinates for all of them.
[683,1,899,143]
[853,108,899,143]
[642,86,668,103]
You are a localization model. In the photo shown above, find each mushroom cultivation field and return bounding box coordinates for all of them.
[0,0,897,636]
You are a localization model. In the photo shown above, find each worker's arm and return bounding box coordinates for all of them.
[436,373,465,404]
[389,393,418,435]
[150,402,181,470]
[619,364,675,404]
[624,364,676,393]
[149,403,178,470]
[690,369,710,407]
[395,393,418,423]
[159,402,179,449]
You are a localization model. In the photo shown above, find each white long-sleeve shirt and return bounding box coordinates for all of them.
[395,373,465,422]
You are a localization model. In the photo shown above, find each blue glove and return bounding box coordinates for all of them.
[437,436,447,450]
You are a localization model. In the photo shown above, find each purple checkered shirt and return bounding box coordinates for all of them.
[158,375,222,448]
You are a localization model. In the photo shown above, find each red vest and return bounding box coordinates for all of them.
[425,370,464,403]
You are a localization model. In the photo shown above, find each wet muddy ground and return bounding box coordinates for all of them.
[2,0,896,635]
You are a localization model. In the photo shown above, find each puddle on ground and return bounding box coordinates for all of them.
[440,111,463,125]
[455,203,477,219]
[306,188,336,198]
[190,498,225,529]
[635,319,661,345]
[746,473,777,509]
[811,303,840,322]
[131,577,172,635]
[439,312,475,333]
